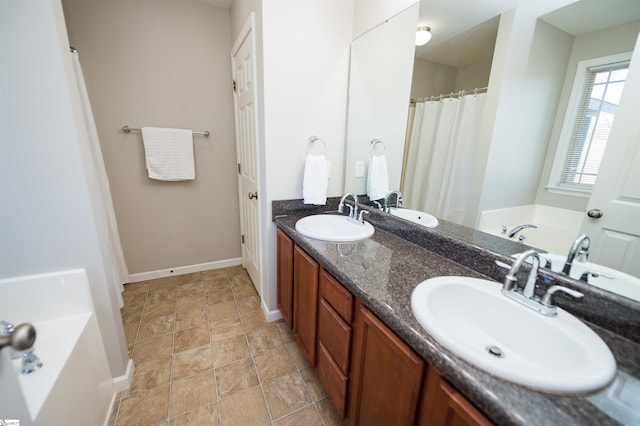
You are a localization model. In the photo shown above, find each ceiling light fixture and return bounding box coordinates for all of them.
[415,26,432,46]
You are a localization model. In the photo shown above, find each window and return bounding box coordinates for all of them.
[549,53,631,195]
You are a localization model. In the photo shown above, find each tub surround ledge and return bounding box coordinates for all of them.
[272,198,640,426]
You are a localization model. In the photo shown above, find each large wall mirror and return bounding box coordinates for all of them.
[344,0,640,302]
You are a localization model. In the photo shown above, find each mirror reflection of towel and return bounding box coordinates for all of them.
[303,153,328,205]
[367,154,389,200]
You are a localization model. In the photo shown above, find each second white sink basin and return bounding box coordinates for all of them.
[527,252,640,302]
[411,276,616,393]
[295,214,374,242]
[388,207,438,228]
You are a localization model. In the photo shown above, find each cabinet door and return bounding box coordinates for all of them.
[293,245,319,366]
[276,229,294,329]
[348,300,425,426]
[419,365,493,426]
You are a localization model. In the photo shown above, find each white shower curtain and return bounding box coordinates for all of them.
[402,93,487,225]
[71,51,129,307]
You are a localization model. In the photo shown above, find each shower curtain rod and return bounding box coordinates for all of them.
[410,86,488,105]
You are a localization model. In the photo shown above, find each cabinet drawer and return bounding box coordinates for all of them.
[317,341,348,418]
[320,268,353,324]
[318,298,352,374]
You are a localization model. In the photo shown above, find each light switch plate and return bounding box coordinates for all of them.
[355,160,364,178]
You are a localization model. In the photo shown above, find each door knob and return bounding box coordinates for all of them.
[248,192,258,200]
[587,209,603,219]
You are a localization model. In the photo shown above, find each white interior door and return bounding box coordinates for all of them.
[232,15,261,294]
[580,34,640,278]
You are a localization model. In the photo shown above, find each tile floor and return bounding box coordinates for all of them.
[110,266,343,426]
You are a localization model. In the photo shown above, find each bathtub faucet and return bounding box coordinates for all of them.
[507,224,538,238]
[562,234,590,275]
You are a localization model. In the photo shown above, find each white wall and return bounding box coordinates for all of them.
[352,0,418,39]
[259,0,354,315]
[474,10,573,223]
[344,3,420,196]
[0,0,128,378]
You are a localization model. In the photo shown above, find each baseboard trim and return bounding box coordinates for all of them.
[112,358,134,392]
[104,393,118,426]
[128,258,242,283]
[262,301,283,322]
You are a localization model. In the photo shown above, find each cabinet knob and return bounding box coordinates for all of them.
[587,209,603,219]
[248,192,258,200]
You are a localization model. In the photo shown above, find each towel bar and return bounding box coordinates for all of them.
[122,125,210,137]
[307,135,327,155]
[370,139,386,155]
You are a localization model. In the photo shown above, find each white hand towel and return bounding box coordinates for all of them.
[141,127,195,181]
[303,153,328,205]
[367,153,389,201]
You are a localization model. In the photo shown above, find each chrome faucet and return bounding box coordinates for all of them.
[383,190,403,213]
[338,193,359,221]
[507,224,538,238]
[501,250,583,316]
[562,234,590,275]
[503,249,541,298]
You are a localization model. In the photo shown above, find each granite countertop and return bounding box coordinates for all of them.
[273,199,640,426]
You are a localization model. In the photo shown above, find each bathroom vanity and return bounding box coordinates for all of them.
[273,198,640,426]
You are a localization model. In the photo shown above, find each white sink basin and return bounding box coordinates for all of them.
[411,276,616,393]
[295,214,374,242]
[388,207,438,228]
[516,252,640,302]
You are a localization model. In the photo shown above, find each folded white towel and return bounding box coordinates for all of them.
[141,127,195,181]
[303,153,328,205]
[367,153,389,201]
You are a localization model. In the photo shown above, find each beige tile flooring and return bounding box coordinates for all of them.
[109,266,343,426]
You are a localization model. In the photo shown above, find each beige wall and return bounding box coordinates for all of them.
[454,59,492,92]
[62,0,241,275]
[410,57,492,101]
[410,58,456,100]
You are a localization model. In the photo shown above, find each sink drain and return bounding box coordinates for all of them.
[486,345,504,358]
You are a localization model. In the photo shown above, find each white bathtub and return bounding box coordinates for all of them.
[0,269,113,426]
[478,204,583,254]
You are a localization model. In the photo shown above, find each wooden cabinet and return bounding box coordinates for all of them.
[276,229,294,328]
[348,300,425,426]
[275,231,493,426]
[317,269,354,417]
[293,244,319,366]
[418,365,492,426]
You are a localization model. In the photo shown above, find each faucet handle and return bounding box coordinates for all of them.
[22,348,43,375]
[357,210,370,223]
[579,271,614,283]
[541,285,584,307]
[1,320,15,335]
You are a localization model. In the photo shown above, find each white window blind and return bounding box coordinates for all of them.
[560,61,629,187]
